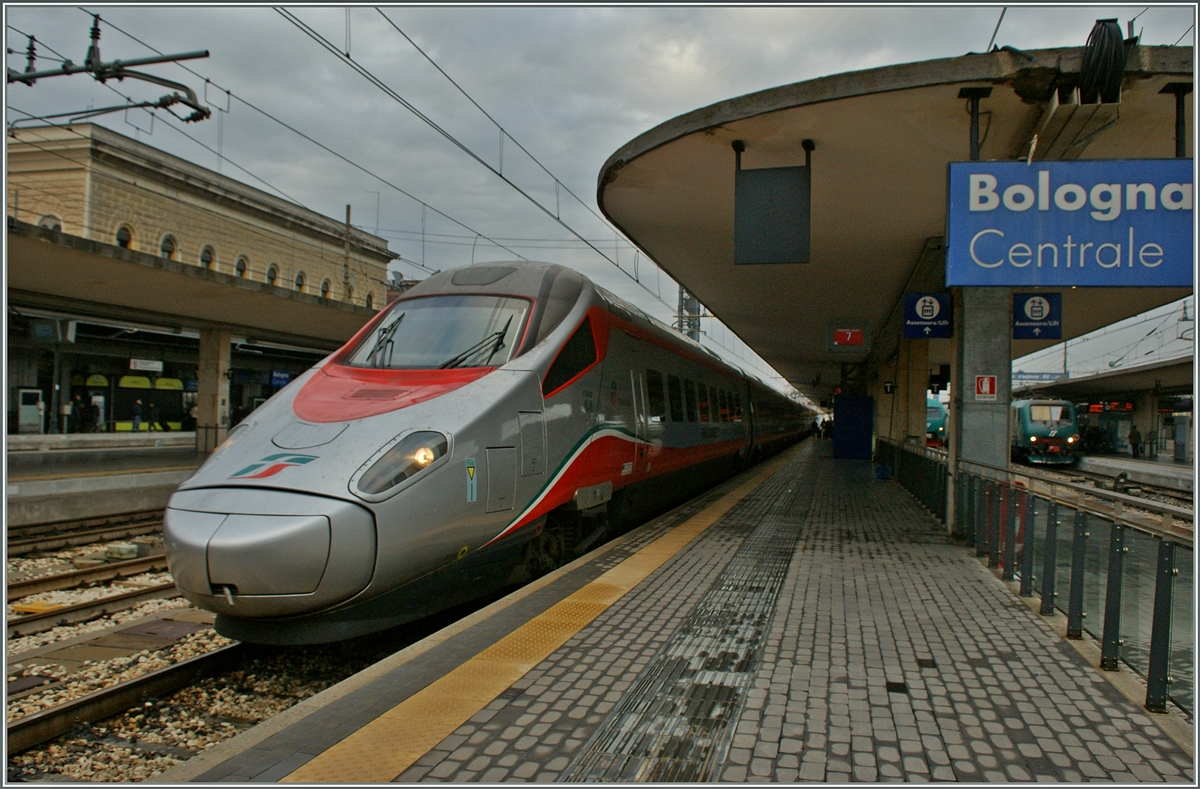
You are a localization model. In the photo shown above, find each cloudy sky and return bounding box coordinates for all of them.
[5,5,1196,390]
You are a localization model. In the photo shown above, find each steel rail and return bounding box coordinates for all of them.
[7,522,164,556]
[7,511,163,541]
[7,583,182,638]
[6,642,248,755]
[8,555,169,600]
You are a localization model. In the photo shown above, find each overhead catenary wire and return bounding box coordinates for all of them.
[274,9,665,306]
[73,7,530,265]
[60,7,794,391]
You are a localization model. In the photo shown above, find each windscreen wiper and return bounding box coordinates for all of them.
[438,316,513,369]
[369,312,404,368]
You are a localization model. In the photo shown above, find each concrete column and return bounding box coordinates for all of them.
[901,338,929,444]
[197,328,232,451]
[952,288,1012,467]
[874,360,898,441]
[1134,391,1157,458]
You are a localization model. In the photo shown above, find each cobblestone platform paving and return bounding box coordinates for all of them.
[173,440,1195,783]
[402,444,1192,783]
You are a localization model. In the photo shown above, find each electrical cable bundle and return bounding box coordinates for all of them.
[1078,18,1127,104]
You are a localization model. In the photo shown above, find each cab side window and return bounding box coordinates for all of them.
[646,370,666,423]
[543,317,597,396]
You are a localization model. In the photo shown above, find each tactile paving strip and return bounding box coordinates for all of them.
[562,449,817,782]
[280,449,798,783]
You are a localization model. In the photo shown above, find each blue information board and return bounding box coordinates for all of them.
[947,160,1193,287]
[903,293,953,338]
[1013,292,1061,339]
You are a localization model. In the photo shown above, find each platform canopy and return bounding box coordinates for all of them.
[597,46,1193,401]
[7,219,375,351]
[1014,354,1194,399]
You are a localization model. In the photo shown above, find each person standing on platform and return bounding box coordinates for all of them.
[131,399,143,432]
[1128,424,1141,459]
[70,395,84,433]
[147,401,161,431]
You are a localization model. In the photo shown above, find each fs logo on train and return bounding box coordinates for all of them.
[229,453,317,479]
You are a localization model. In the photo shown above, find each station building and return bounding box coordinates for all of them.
[7,123,395,435]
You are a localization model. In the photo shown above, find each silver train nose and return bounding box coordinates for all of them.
[165,488,376,617]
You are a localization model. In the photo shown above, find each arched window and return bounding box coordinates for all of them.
[294,272,305,292]
[266,264,279,286]
[160,235,177,260]
[320,279,331,299]
[235,256,248,277]
[116,225,133,248]
[37,214,62,232]
[365,292,374,310]
[199,246,215,269]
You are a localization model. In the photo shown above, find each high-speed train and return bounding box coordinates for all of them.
[165,262,812,644]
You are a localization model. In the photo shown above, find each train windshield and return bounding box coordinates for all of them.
[1029,404,1073,424]
[343,295,530,369]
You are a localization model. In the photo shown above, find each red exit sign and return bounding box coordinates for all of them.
[833,328,864,346]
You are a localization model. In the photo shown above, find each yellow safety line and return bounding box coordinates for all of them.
[7,465,200,482]
[283,447,798,783]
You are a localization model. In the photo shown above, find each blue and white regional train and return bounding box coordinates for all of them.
[165,263,811,644]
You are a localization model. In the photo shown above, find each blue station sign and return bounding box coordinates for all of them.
[947,159,1193,287]
[1013,292,1062,339]
[903,293,953,338]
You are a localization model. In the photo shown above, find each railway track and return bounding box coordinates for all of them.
[8,512,165,557]
[6,592,505,781]
[8,583,182,639]
[1041,466,1193,509]
[7,642,249,755]
[8,555,170,600]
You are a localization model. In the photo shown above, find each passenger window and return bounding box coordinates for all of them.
[733,392,743,422]
[710,386,719,423]
[646,370,666,423]
[698,385,710,423]
[667,375,684,423]
[719,390,729,422]
[684,379,698,423]
[543,317,597,395]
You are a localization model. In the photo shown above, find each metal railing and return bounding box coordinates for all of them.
[195,424,225,454]
[875,436,1194,718]
[873,439,949,522]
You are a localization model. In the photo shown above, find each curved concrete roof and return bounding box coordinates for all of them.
[598,46,1193,399]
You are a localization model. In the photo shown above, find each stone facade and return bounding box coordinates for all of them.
[7,123,394,309]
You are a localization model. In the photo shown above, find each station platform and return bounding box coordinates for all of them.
[1078,455,1194,493]
[6,432,204,526]
[159,439,1193,784]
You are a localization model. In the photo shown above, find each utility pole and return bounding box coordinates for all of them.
[343,204,352,302]
[677,287,702,341]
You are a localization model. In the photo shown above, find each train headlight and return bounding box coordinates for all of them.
[356,431,448,497]
[1029,436,1038,443]
[413,446,437,468]
[1067,434,1079,444]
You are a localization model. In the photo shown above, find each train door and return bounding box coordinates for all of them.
[630,370,647,473]
[597,330,640,478]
